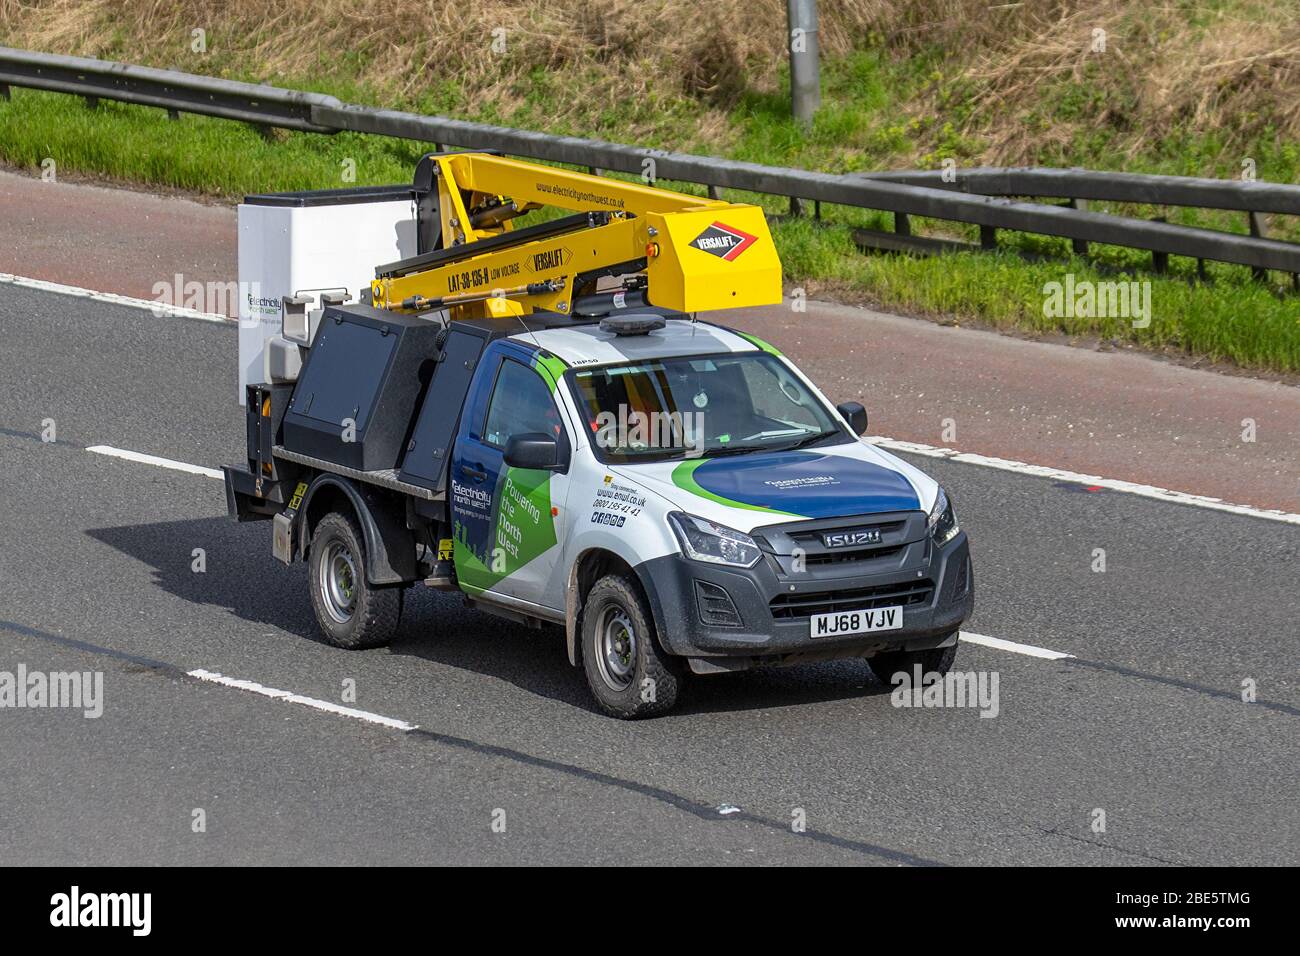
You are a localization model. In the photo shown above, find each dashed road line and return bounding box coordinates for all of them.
[959,631,1074,661]
[871,436,1300,527]
[85,444,223,479]
[187,669,418,731]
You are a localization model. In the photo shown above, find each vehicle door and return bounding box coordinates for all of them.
[449,341,574,610]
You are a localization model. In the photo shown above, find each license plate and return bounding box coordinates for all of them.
[810,605,903,638]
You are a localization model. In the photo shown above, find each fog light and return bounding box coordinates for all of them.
[695,580,742,627]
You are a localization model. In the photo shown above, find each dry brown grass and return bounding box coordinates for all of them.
[1,0,1296,163]
[0,1,870,101]
[951,0,1300,162]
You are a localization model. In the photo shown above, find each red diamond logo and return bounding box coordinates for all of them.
[689,221,758,262]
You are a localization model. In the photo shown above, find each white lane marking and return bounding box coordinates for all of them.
[187,669,417,731]
[9,270,1295,526]
[870,436,1300,527]
[0,272,232,323]
[86,444,223,479]
[959,631,1074,661]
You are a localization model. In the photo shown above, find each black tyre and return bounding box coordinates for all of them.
[580,574,684,718]
[868,638,958,686]
[308,511,404,650]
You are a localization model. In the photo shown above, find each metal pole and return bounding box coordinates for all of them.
[787,0,820,128]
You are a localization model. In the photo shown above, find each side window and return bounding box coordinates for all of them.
[483,359,563,448]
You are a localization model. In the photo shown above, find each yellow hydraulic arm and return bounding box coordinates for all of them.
[369,153,782,319]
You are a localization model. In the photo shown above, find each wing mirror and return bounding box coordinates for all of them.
[504,432,569,471]
[836,401,868,436]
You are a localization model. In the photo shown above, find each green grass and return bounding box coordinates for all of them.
[1,82,1297,373]
[0,90,422,193]
[772,215,1300,370]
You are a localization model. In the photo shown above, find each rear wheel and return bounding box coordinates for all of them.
[308,511,404,649]
[580,574,683,718]
[868,639,958,686]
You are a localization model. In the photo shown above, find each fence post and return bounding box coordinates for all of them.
[1070,199,1089,256]
[1248,212,1269,283]
[1151,217,1169,273]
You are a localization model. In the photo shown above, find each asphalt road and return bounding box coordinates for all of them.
[0,283,1296,865]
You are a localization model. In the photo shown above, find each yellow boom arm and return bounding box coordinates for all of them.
[369,153,782,318]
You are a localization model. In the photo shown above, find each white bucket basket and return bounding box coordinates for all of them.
[235,186,417,403]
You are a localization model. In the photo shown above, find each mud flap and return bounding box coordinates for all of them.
[272,480,309,565]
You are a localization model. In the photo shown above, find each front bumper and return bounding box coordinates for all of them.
[637,511,973,669]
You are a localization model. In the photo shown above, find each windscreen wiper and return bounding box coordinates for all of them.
[701,442,776,458]
[717,430,840,456]
[777,429,843,451]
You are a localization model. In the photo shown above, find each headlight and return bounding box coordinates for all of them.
[668,513,762,568]
[928,487,960,545]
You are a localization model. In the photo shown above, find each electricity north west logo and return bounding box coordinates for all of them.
[689,222,758,261]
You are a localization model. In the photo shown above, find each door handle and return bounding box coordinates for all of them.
[463,464,488,482]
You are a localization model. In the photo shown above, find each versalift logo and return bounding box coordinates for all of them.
[50,886,151,936]
[688,222,757,261]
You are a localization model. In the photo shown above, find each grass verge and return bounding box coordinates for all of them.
[0,88,1297,374]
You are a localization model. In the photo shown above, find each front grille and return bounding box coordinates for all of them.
[769,579,934,619]
[783,519,910,567]
[787,520,907,545]
[801,544,905,567]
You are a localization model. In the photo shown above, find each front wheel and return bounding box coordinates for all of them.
[580,574,684,718]
[308,511,404,650]
[868,639,958,686]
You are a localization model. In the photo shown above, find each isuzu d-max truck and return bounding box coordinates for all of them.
[224,152,973,717]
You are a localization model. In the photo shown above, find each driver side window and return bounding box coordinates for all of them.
[483,359,563,448]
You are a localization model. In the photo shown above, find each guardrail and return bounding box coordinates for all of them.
[2,46,1298,282]
[860,167,1300,216]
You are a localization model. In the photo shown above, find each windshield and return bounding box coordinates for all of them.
[570,352,847,462]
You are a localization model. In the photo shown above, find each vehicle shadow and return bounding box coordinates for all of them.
[670,659,894,717]
[87,516,322,640]
[395,588,896,716]
[88,516,894,716]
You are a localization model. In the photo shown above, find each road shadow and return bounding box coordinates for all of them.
[87,515,322,642]
[88,516,894,715]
